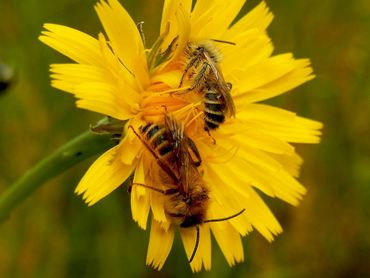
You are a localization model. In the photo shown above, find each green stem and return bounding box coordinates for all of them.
[0,130,116,222]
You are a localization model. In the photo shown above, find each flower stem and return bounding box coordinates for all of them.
[0,130,116,222]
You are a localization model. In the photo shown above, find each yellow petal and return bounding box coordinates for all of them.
[210,222,244,266]
[204,163,252,236]
[74,83,132,120]
[50,64,113,92]
[97,33,141,107]
[149,189,168,223]
[146,219,174,270]
[239,159,306,206]
[270,152,303,178]
[95,0,149,87]
[159,0,191,61]
[221,127,295,155]
[120,128,143,165]
[50,64,134,120]
[221,29,273,77]
[39,24,103,66]
[75,144,136,206]
[180,225,211,272]
[233,54,299,93]
[239,188,283,241]
[209,134,306,205]
[237,104,323,143]
[222,137,284,173]
[234,58,314,104]
[141,156,168,223]
[227,2,273,36]
[151,69,183,88]
[161,0,192,34]
[131,158,150,230]
[205,158,283,240]
[205,158,251,200]
[191,0,246,40]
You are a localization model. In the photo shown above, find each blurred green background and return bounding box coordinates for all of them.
[0,0,369,277]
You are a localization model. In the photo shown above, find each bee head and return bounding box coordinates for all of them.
[180,214,203,228]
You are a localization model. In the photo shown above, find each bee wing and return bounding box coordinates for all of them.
[164,114,184,145]
[203,51,222,81]
[220,84,236,117]
[203,52,236,118]
[164,115,189,192]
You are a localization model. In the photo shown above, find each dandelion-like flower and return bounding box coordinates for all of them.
[39,0,322,272]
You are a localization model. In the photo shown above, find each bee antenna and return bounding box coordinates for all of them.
[203,209,245,223]
[211,39,236,46]
[188,225,200,263]
[128,125,140,138]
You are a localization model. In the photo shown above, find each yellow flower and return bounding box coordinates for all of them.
[39,0,322,272]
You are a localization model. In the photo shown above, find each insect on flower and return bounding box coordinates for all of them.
[179,41,236,131]
[129,115,245,262]
[39,0,323,271]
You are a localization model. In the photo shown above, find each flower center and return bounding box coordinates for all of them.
[140,73,202,124]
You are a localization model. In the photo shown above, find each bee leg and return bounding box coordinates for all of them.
[188,226,200,263]
[130,182,178,195]
[179,56,198,88]
[206,129,216,145]
[190,62,210,91]
[187,137,202,167]
[127,175,135,193]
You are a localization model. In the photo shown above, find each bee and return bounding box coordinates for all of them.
[179,41,236,131]
[135,116,202,182]
[129,115,244,262]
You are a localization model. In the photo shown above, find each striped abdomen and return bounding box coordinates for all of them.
[140,123,173,159]
[203,89,226,130]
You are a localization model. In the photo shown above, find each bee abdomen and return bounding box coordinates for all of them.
[204,114,225,130]
[204,103,224,115]
[203,90,225,130]
[140,123,173,157]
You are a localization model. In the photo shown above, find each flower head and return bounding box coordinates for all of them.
[39,0,322,272]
